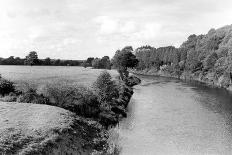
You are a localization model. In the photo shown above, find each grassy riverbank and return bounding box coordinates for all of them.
[0,69,141,154]
[0,102,108,154]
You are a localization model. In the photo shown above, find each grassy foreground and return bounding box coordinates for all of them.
[0,102,108,155]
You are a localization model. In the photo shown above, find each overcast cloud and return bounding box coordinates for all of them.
[0,0,232,59]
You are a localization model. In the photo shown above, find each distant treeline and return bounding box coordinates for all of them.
[83,56,111,69]
[0,51,83,66]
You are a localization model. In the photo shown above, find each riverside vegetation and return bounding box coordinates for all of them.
[0,48,141,154]
[2,24,232,154]
[131,24,232,91]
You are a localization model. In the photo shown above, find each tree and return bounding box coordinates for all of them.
[86,57,94,66]
[100,56,111,69]
[112,46,138,81]
[92,58,101,68]
[93,71,117,104]
[53,59,61,66]
[24,51,39,66]
[203,52,218,71]
[44,57,51,65]
[91,56,111,69]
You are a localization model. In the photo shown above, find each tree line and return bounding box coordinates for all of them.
[134,25,232,79]
[0,51,83,66]
[82,56,111,69]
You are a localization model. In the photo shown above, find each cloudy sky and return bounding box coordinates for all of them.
[0,0,232,59]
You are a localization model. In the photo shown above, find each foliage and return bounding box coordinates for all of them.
[24,51,39,66]
[0,56,82,66]
[82,61,89,68]
[0,56,24,65]
[92,56,111,69]
[44,57,51,65]
[135,46,179,70]
[92,58,101,68]
[134,25,232,84]
[86,57,94,65]
[0,92,17,102]
[203,52,218,71]
[41,82,100,117]
[112,46,138,80]
[16,86,49,104]
[93,71,118,104]
[0,78,15,96]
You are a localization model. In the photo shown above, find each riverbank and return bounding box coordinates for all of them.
[0,102,108,155]
[130,68,232,92]
[0,74,141,154]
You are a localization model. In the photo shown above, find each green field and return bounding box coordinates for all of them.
[0,65,118,86]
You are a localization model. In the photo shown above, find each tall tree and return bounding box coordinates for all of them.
[24,51,39,66]
[112,46,138,81]
[86,57,94,66]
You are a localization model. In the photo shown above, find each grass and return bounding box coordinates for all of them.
[0,102,109,154]
[0,66,138,154]
[0,102,73,154]
[0,66,118,87]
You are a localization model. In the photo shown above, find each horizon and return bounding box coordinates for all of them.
[0,0,232,60]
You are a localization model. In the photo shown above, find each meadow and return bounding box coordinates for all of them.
[0,65,118,86]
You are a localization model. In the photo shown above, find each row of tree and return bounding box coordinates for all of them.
[83,56,111,69]
[0,51,83,66]
[134,25,232,78]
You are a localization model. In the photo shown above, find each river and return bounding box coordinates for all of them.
[117,75,232,155]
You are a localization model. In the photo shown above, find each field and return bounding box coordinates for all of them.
[0,65,118,87]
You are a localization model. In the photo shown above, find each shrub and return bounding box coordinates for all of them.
[0,78,15,96]
[126,75,141,87]
[93,71,118,104]
[41,82,100,117]
[16,87,49,104]
[0,92,17,102]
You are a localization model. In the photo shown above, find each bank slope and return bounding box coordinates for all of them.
[0,102,105,155]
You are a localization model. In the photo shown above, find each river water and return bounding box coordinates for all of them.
[117,75,232,155]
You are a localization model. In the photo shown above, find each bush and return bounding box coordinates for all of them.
[0,78,15,96]
[93,71,118,104]
[126,75,141,87]
[41,82,100,117]
[0,92,17,102]
[16,87,49,104]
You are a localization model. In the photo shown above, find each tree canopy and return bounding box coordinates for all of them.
[24,51,39,66]
[112,46,138,80]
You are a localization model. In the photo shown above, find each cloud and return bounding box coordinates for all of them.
[134,23,162,40]
[94,16,119,34]
[120,21,136,33]
[0,0,232,59]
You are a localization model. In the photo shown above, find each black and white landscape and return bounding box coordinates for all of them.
[0,0,232,155]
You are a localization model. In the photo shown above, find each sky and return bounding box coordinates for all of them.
[0,0,232,60]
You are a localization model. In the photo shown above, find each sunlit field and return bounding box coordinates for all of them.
[0,65,118,86]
